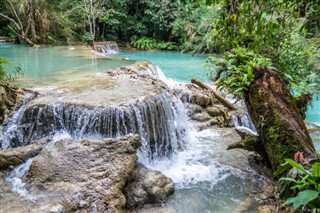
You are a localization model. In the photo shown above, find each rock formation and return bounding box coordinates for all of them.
[174,83,232,129]
[124,164,174,208]
[26,135,140,212]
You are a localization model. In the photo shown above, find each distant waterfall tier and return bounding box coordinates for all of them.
[94,41,119,54]
[0,69,188,160]
[102,61,164,80]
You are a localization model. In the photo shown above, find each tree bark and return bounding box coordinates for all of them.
[28,0,37,43]
[244,67,318,170]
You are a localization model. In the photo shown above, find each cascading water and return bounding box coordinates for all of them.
[231,113,258,135]
[0,55,266,212]
[5,158,35,198]
[96,43,119,55]
[0,107,27,149]
[0,91,187,161]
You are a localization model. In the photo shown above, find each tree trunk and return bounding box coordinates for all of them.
[28,0,37,43]
[244,67,318,170]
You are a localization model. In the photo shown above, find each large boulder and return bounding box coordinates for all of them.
[24,135,141,212]
[124,164,174,208]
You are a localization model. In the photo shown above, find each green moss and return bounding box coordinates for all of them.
[246,80,315,171]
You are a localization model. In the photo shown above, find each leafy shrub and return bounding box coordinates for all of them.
[280,158,320,210]
[130,37,177,50]
[205,47,272,98]
[275,36,318,94]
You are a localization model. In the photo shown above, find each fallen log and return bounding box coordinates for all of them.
[191,78,237,111]
[244,67,318,170]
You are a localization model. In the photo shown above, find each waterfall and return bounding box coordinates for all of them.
[5,158,35,198]
[0,91,189,161]
[0,107,27,149]
[95,42,119,55]
[231,113,258,135]
[143,63,166,79]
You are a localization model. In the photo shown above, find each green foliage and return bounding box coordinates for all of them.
[205,47,272,98]
[131,37,177,50]
[203,0,320,95]
[280,159,320,210]
[274,35,320,94]
[284,190,319,209]
[171,3,219,53]
[0,57,22,83]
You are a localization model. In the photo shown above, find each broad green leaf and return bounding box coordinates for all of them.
[312,162,320,178]
[284,158,311,175]
[284,190,319,209]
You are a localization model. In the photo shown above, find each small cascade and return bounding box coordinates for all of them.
[0,91,188,161]
[143,63,166,79]
[95,42,119,55]
[231,113,258,135]
[0,107,27,150]
[5,158,34,198]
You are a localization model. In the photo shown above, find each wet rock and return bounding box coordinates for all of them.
[206,105,227,117]
[0,137,49,170]
[0,84,37,125]
[25,135,141,212]
[258,205,274,213]
[0,84,18,124]
[174,84,232,128]
[191,111,212,122]
[124,164,174,208]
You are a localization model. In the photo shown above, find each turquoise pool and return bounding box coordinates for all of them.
[0,44,133,87]
[114,50,209,82]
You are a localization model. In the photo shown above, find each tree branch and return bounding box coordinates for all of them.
[5,0,23,29]
[0,12,21,30]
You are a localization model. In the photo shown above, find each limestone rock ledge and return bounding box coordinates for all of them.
[0,134,175,213]
[0,137,49,170]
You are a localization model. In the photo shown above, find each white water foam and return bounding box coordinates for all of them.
[5,158,35,198]
[232,114,258,136]
[143,126,256,191]
[0,107,27,150]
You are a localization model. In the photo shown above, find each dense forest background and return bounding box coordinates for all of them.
[0,0,216,52]
[0,0,320,92]
[0,0,319,52]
